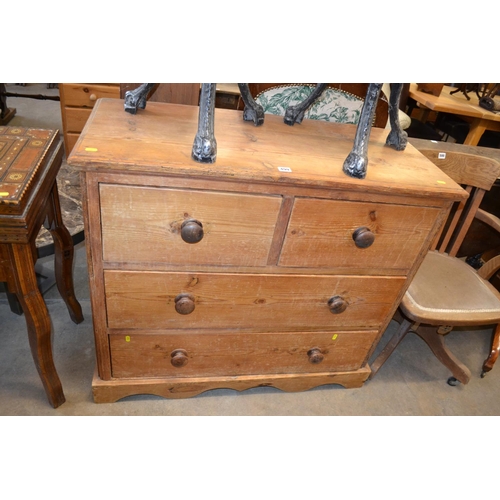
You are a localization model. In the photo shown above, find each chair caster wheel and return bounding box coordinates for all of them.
[447,376,460,386]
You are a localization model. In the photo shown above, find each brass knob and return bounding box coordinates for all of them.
[328,296,348,314]
[352,226,375,248]
[174,293,195,315]
[171,349,188,367]
[181,219,204,244]
[307,347,324,364]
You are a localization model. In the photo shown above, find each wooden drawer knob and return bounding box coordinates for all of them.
[328,296,348,314]
[174,293,195,315]
[352,226,375,248]
[89,94,97,101]
[307,347,324,364]
[171,349,188,367]
[181,219,204,244]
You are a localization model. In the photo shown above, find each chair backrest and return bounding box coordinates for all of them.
[242,83,389,128]
[419,149,500,257]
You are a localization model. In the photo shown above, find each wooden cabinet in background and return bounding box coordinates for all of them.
[59,83,120,155]
[68,99,466,403]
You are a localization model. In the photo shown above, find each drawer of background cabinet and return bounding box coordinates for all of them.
[109,329,379,378]
[61,83,120,108]
[100,184,282,266]
[64,107,92,133]
[280,197,440,273]
[104,271,404,331]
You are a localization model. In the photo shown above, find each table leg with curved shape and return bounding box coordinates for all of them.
[44,183,84,325]
[9,243,65,408]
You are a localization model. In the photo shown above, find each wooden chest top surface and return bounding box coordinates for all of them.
[0,127,59,214]
[68,99,466,203]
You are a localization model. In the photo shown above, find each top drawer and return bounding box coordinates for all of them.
[61,83,120,108]
[100,184,282,267]
[280,197,440,273]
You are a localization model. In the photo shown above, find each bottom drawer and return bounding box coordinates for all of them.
[109,330,379,378]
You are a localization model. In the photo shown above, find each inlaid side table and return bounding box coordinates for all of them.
[0,126,84,408]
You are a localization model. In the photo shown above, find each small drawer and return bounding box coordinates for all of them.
[109,329,379,378]
[104,271,404,331]
[61,83,120,108]
[100,184,282,267]
[64,107,92,133]
[280,197,440,273]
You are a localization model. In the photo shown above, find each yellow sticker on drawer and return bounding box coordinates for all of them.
[85,147,98,152]
[125,335,131,342]
[332,334,338,341]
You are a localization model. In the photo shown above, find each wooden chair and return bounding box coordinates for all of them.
[240,83,389,128]
[369,150,500,385]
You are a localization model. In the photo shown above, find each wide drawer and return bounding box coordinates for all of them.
[280,197,440,273]
[61,83,120,108]
[109,330,379,378]
[100,184,282,266]
[104,271,404,331]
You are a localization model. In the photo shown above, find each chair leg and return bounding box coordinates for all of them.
[481,323,500,377]
[44,184,84,325]
[369,317,413,379]
[414,325,471,385]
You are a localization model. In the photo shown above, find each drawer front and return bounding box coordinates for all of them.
[100,184,282,267]
[64,132,80,155]
[280,198,440,273]
[61,83,120,108]
[64,107,92,133]
[104,271,404,331]
[109,329,379,378]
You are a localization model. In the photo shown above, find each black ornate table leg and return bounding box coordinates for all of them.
[238,83,265,126]
[192,83,217,163]
[343,83,383,179]
[385,83,408,151]
[284,83,328,125]
[124,83,157,114]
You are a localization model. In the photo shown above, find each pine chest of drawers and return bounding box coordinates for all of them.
[68,98,465,403]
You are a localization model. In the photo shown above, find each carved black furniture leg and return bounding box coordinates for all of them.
[238,83,264,126]
[343,83,383,179]
[385,83,408,151]
[192,83,217,163]
[124,83,157,114]
[284,83,328,125]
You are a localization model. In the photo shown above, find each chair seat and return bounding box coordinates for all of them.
[401,250,500,325]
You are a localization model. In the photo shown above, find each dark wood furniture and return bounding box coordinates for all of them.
[369,150,500,384]
[68,99,465,403]
[0,126,84,407]
[0,83,16,125]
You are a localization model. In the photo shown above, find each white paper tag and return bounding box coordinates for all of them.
[278,166,292,172]
[438,152,446,159]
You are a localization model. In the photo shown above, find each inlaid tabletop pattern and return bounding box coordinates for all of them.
[0,126,58,206]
